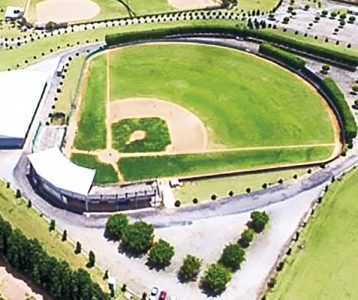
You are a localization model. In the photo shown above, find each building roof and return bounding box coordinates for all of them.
[28,148,96,196]
[0,70,48,141]
[5,6,24,19]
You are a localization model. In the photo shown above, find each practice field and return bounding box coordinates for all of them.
[72,43,338,183]
[269,169,358,300]
[27,0,175,23]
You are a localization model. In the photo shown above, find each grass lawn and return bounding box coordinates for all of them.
[269,168,358,300]
[112,117,171,152]
[175,167,315,204]
[268,27,358,56]
[235,0,280,12]
[118,145,333,181]
[74,54,107,151]
[26,0,174,23]
[0,181,110,296]
[71,153,119,185]
[54,54,87,117]
[0,19,357,71]
[108,44,334,149]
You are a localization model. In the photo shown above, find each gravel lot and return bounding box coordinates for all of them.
[64,186,322,299]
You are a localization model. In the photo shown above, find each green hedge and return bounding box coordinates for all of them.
[321,78,357,142]
[259,42,306,70]
[246,30,358,67]
[105,25,240,45]
[105,26,358,66]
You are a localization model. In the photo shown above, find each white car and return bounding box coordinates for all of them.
[149,286,159,300]
[169,296,177,300]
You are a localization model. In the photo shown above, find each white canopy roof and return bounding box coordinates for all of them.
[0,70,48,140]
[28,148,96,196]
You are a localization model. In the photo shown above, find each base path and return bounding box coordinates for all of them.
[109,97,208,153]
[36,0,100,24]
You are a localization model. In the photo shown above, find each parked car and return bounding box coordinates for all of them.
[159,290,167,300]
[169,296,177,300]
[149,286,159,300]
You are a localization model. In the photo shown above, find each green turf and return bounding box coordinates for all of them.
[27,0,174,22]
[175,167,316,204]
[71,153,118,185]
[1,20,357,71]
[74,55,107,151]
[0,181,106,293]
[112,117,171,152]
[108,44,335,149]
[235,0,279,12]
[54,54,87,117]
[118,146,333,181]
[269,168,358,300]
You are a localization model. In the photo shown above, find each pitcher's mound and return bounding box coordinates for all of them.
[36,0,100,24]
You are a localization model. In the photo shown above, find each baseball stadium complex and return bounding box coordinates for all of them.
[0,0,358,299]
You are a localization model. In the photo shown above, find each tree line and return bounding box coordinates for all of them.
[0,215,109,300]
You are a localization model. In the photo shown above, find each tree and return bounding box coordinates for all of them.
[250,211,270,233]
[0,218,12,255]
[121,221,154,255]
[62,230,67,241]
[104,214,129,240]
[49,219,55,232]
[75,241,82,254]
[219,244,245,272]
[88,250,95,267]
[353,99,358,109]
[352,85,358,94]
[202,263,232,294]
[15,189,21,198]
[238,228,255,248]
[179,254,202,281]
[321,64,330,74]
[147,239,174,269]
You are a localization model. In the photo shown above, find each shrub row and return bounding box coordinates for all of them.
[321,77,357,142]
[246,29,358,66]
[259,42,306,70]
[105,214,175,269]
[105,26,358,66]
[0,214,109,300]
[202,211,270,295]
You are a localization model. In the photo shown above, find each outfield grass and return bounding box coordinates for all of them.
[112,117,171,152]
[118,146,333,181]
[269,168,358,300]
[71,153,118,184]
[74,55,107,151]
[175,167,315,204]
[109,44,335,149]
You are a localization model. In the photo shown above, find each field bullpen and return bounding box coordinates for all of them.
[71,43,339,184]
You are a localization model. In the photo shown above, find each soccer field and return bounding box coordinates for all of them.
[269,169,358,299]
[72,43,338,183]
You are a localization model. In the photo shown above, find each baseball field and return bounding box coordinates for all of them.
[70,43,339,184]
